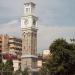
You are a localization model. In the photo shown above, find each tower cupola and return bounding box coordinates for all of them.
[24,2,36,16]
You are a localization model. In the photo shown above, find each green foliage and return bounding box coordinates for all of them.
[14,69,22,75]
[39,65,48,75]
[42,38,75,75]
[0,60,13,75]
[3,60,13,71]
[0,62,4,70]
[0,62,4,75]
[14,68,29,75]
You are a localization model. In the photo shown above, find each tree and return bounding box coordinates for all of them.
[0,62,4,75]
[42,39,75,75]
[39,65,48,75]
[14,69,22,75]
[3,60,14,75]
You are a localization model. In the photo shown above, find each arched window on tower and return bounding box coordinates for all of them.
[23,32,25,38]
[26,8,30,14]
[26,8,28,13]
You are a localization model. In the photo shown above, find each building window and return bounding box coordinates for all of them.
[23,32,25,38]
[24,46,25,49]
[26,8,28,13]
[24,35,25,38]
[26,8,30,13]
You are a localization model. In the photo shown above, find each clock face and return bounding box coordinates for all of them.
[33,19,36,25]
[24,19,28,25]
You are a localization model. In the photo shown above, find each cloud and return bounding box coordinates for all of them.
[0,20,75,52]
[0,0,75,26]
[37,0,75,26]
[0,0,75,52]
[0,19,21,36]
[38,25,75,52]
[0,0,24,23]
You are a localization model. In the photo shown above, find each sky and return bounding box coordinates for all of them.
[0,0,75,52]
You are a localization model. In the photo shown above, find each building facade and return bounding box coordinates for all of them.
[0,34,9,53]
[21,0,38,74]
[9,36,22,58]
[37,50,52,68]
[0,35,2,62]
[0,34,22,59]
[0,34,22,71]
[3,55,20,71]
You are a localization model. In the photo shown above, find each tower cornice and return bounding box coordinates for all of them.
[21,27,38,32]
[21,55,38,59]
[24,2,35,6]
[21,15,38,20]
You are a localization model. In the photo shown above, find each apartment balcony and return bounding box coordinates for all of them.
[11,47,21,50]
[14,42,22,45]
[9,44,15,47]
[9,42,22,47]
[9,40,15,43]
[9,47,16,49]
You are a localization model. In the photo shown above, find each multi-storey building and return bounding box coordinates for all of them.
[9,36,22,58]
[0,34,22,71]
[0,34,9,62]
[0,35,2,51]
[0,35,2,62]
[43,50,50,59]
[0,34,22,59]
[37,54,43,68]
[37,50,52,68]
[0,34,9,53]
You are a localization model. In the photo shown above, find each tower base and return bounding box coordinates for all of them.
[28,68,39,75]
[21,55,38,75]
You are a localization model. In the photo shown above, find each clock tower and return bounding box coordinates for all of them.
[21,0,38,74]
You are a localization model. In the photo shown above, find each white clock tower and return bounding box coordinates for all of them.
[21,0,38,74]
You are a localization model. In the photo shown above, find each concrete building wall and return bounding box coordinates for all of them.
[43,50,50,59]
[0,34,22,60]
[0,36,2,62]
[9,36,22,58]
[0,34,9,53]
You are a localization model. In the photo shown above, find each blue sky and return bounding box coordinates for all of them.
[0,0,75,52]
